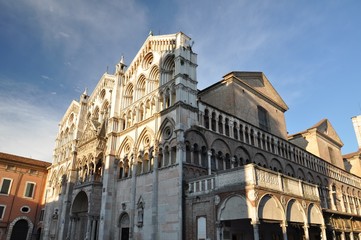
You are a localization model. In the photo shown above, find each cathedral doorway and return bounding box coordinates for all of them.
[119,212,130,240]
[71,191,89,240]
[10,219,29,240]
[221,219,254,240]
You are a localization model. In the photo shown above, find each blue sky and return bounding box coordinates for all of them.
[0,0,360,162]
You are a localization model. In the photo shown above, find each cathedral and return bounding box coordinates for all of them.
[42,32,361,240]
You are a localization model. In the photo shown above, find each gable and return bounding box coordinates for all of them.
[78,121,98,146]
[312,119,343,147]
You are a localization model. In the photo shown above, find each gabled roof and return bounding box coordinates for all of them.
[199,71,288,111]
[289,119,344,147]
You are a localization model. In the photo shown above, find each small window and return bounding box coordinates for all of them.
[0,205,5,219]
[20,206,30,213]
[39,209,45,221]
[258,106,269,131]
[24,182,36,198]
[0,178,12,195]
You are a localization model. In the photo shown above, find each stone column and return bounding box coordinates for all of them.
[216,221,223,240]
[281,222,288,240]
[251,221,260,240]
[330,185,337,211]
[207,150,212,175]
[321,225,327,240]
[86,216,92,240]
[341,231,346,240]
[303,224,309,240]
[91,218,97,240]
[350,232,355,240]
[190,146,194,164]
[151,145,159,240]
[98,154,117,240]
[130,153,138,240]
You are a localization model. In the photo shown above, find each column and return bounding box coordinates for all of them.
[321,225,327,240]
[190,146,194,164]
[251,221,260,240]
[303,224,309,240]
[91,218,97,240]
[207,150,212,175]
[350,231,355,240]
[330,185,337,211]
[86,216,92,240]
[67,217,74,240]
[216,221,222,240]
[341,231,346,240]
[281,222,288,240]
[151,145,159,240]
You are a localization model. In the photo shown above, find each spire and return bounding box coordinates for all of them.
[149,30,153,36]
[115,56,127,75]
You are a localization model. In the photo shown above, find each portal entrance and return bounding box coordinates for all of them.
[287,222,305,240]
[119,213,130,240]
[259,221,283,240]
[10,219,29,240]
[71,191,89,240]
[222,219,253,240]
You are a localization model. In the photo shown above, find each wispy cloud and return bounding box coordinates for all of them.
[0,95,59,162]
[0,77,61,161]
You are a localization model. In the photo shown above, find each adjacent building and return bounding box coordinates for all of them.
[0,152,51,240]
[42,32,361,240]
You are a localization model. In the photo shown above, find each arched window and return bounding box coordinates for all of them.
[204,109,210,129]
[218,115,223,134]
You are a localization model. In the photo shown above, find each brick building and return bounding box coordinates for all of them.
[0,152,50,240]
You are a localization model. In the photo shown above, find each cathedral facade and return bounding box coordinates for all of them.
[42,32,361,240]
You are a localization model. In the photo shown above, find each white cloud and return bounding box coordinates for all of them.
[0,78,60,162]
[0,95,59,162]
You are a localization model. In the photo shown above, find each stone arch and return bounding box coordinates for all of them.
[161,54,175,84]
[253,153,268,168]
[71,191,89,240]
[286,199,306,223]
[136,74,146,100]
[210,139,231,154]
[118,212,130,240]
[157,117,176,143]
[149,65,160,92]
[234,146,251,165]
[72,191,89,214]
[307,171,315,183]
[124,83,134,107]
[269,158,283,173]
[136,127,155,151]
[258,194,284,221]
[285,164,295,177]
[218,195,250,221]
[142,52,153,70]
[7,216,33,240]
[297,168,305,180]
[118,137,135,158]
[307,203,324,225]
[185,129,208,149]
